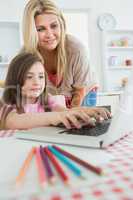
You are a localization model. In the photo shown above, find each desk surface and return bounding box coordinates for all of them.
[0,130,133,200]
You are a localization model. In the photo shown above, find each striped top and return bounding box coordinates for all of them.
[0,94,66,135]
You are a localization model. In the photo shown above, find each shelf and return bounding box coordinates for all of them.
[0,62,9,66]
[107,46,133,50]
[98,91,123,96]
[101,29,133,92]
[0,20,22,83]
[108,66,133,70]
[104,29,133,34]
[0,21,20,64]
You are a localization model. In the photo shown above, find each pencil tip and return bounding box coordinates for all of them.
[40,182,47,190]
[79,175,86,180]
[64,180,70,186]
[100,171,105,176]
[14,181,22,189]
[49,176,56,184]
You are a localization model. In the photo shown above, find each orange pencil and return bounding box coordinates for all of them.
[35,147,47,189]
[15,147,35,185]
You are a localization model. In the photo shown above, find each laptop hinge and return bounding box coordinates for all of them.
[99,140,104,148]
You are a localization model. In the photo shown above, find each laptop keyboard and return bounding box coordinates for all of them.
[58,118,111,137]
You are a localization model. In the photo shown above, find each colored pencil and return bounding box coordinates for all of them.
[40,145,55,183]
[48,146,84,178]
[44,147,69,184]
[15,147,35,185]
[52,145,102,175]
[35,147,47,188]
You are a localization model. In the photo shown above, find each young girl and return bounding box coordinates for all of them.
[1,52,110,130]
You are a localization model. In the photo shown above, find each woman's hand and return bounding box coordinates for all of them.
[70,106,112,122]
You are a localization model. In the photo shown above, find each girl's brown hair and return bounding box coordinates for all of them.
[2,52,48,113]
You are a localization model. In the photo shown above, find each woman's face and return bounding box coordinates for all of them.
[35,13,61,52]
[22,62,45,103]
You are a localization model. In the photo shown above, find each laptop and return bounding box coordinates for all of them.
[15,74,133,148]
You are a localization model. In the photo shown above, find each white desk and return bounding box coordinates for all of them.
[0,130,133,200]
[0,136,113,199]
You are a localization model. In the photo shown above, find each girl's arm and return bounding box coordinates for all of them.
[5,110,91,130]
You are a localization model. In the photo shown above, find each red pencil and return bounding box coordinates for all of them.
[35,147,47,189]
[44,147,69,184]
[52,145,102,175]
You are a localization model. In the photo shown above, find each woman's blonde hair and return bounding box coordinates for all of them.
[22,0,67,78]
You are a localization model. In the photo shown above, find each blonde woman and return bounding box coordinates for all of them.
[22,0,96,108]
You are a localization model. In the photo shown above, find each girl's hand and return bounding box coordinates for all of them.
[51,110,92,129]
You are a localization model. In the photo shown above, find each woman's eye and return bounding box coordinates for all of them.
[51,24,58,29]
[39,75,45,79]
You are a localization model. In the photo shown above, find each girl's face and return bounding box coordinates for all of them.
[35,13,61,52]
[22,62,45,103]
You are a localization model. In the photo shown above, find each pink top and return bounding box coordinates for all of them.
[23,94,66,113]
[0,95,66,129]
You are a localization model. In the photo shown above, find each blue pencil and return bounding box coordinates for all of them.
[47,146,84,178]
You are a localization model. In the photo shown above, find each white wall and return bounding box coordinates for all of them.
[0,0,133,90]
[55,0,133,89]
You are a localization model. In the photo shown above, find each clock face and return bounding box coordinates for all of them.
[97,13,116,30]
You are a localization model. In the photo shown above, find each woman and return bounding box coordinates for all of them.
[22,0,95,108]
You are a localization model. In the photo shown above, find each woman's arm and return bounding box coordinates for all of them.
[71,87,86,107]
[67,36,96,107]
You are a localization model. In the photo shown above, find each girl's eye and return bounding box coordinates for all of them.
[26,76,32,79]
[36,27,45,32]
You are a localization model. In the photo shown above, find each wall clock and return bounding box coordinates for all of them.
[97,13,116,31]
